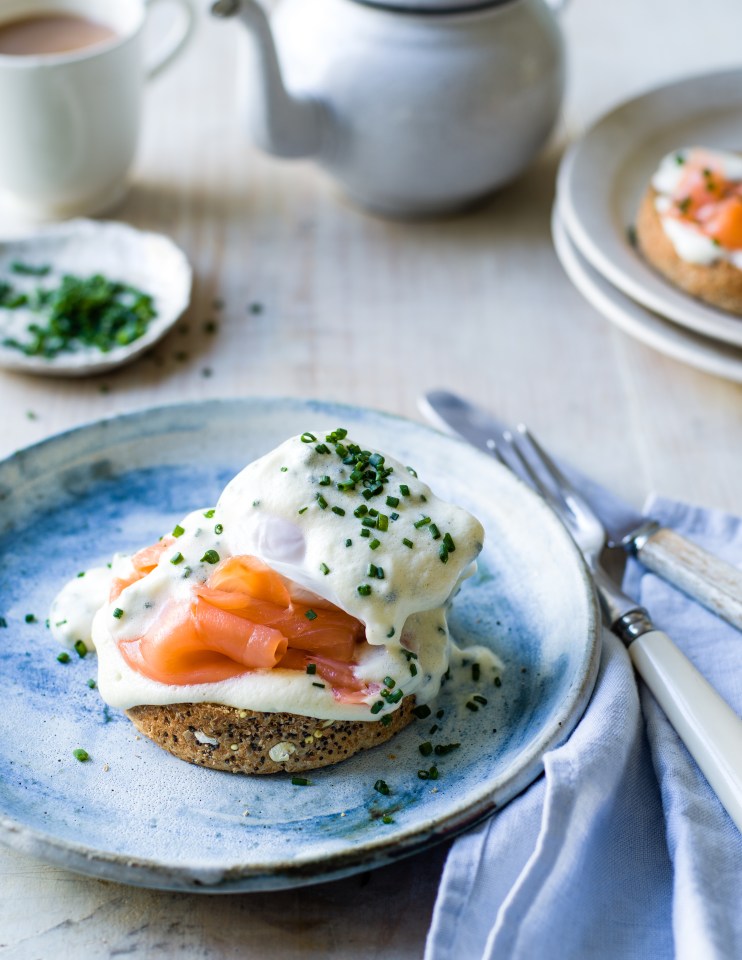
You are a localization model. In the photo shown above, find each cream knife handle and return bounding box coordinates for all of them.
[637,528,742,631]
[629,629,742,833]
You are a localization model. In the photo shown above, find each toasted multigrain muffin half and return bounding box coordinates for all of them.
[127,697,416,774]
[636,185,742,315]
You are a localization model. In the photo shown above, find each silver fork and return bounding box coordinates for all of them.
[494,424,742,834]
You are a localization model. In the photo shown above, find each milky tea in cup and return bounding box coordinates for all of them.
[0,12,119,56]
[0,0,194,220]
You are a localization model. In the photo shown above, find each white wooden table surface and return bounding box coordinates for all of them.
[1,2,741,957]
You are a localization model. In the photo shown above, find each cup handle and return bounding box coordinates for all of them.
[144,0,196,81]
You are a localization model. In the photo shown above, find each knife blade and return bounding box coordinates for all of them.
[420,389,742,632]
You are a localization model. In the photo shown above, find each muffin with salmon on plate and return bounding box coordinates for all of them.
[50,428,486,774]
[636,146,742,314]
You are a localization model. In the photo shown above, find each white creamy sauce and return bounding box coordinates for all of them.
[651,146,742,269]
[51,431,489,722]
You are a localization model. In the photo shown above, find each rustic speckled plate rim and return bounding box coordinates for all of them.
[0,397,601,892]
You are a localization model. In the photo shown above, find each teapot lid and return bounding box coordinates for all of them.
[354,0,515,10]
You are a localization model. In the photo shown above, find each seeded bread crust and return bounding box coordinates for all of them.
[126,697,416,774]
[636,185,742,315]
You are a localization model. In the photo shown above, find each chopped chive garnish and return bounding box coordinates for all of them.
[369,539,381,550]
[345,538,352,547]
[358,583,372,596]
[429,724,439,735]
[214,523,224,535]
[332,506,346,516]
[400,484,410,496]
[403,538,413,549]
[414,516,431,529]
[200,549,220,564]
[406,467,418,477]
[410,663,418,676]
[76,572,85,578]
[368,563,379,578]
[473,695,488,705]
[305,610,318,621]
[384,676,395,688]
[429,523,441,540]
[25,614,36,624]
[436,709,445,719]
[386,496,399,508]
[374,779,390,795]
[439,545,449,564]
[380,714,393,726]
[362,516,377,527]
[312,682,326,689]
[182,567,192,579]
[292,776,310,786]
[337,480,356,492]
[466,701,479,712]
[412,704,431,720]
[87,678,96,689]
[381,815,394,824]
[370,701,384,714]
[170,552,184,565]
[298,506,308,515]
[377,514,389,532]
[73,748,90,762]
[306,663,317,674]
[434,743,460,756]
[354,505,368,517]
[316,493,328,509]
[73,640,87,658]
[360,529,370,538]
[390,512,399,521]
[204,509,215,518]
[320,563,330,575]
[369,508,379,517]
[387,689,403,704]
[443,532,455,552]
[334,428,348,439]
[318,475,331,486]
[112,608,124,619]
[420,741,433,757]
[315,443,330,454]
[300,432,316,443]
[56,652,71,663]
[280,466,288,472]
[172,524,185,538]
[472,663,480,682]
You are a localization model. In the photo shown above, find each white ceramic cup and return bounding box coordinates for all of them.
[0,0,195,219]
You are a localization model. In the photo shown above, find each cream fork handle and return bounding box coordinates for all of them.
[637,528,742,631]
[629,629,742,832]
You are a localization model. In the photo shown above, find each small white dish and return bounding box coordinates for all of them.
[557,68,742,349]
[552,207,742,384]
[0,219,192,377]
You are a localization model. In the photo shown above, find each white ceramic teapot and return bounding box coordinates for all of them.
[212,0,565,216]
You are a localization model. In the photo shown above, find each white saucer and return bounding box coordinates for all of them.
[557,68,742,349]
[552,207,742,384]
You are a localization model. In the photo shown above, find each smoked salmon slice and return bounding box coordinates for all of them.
[114,546,371,698]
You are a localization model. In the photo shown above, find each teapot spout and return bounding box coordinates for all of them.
[211,0,322,159]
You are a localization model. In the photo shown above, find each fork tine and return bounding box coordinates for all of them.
[503,431,578,524]
[516,424,592,524]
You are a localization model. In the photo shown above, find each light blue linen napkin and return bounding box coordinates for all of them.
[425,496,742,960]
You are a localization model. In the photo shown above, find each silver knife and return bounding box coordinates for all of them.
[420,389,742,632]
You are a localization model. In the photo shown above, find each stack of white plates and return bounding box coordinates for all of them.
[554,68,742,383]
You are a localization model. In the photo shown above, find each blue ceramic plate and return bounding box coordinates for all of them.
[0,398,600,892]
